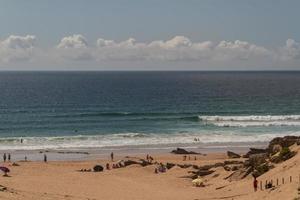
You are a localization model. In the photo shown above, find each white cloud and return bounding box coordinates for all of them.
[0,35,36,62]
[93,36,271,62]
[57,34,88,49]
[56,34,92,60]
[1,34,300,70]
[279,39,300,60]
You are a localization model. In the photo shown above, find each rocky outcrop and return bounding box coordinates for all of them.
[267,136,300,154]
[227,151,241,158]
[171,148,201,154]
[243,148,267,158]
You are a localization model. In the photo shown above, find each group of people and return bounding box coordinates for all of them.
[183,155,197,161]
[3,153,11,162]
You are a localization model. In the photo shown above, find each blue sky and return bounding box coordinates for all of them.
[0,0,300,70]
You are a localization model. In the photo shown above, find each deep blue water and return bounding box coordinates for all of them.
[0,71,300,150]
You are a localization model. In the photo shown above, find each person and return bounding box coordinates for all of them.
[253,177,258,192]
[24,156,27,161]
[44,154,47,162]
[149,156,154,163]
[146,154,149,161]
[110,152,114,162]
[194,156,197,161]
[106,163,110,170]
[183,155,187,161]
[21,138,23,143]
[3,153,6,162]
[8,153,11,162]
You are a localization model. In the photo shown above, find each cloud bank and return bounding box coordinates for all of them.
[0,34,300,69]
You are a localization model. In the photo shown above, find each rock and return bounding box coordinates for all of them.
[12,162,20,166]
[243,148,267,158]
[194,170,215,176]
[166,162,176,169]
[227,151,241,159]
[224,160,244,165]
[177,164,192,169]
[248,153,268,167]
[0,185,7,192]
[224,167,252,181]
[93,165,103,172]
[124,160,139,166]
[171,148,200,154]
[267,136,300,154]
[270,147,297,163]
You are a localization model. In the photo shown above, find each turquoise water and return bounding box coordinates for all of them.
[0,71,300,150]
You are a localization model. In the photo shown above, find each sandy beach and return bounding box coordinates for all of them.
[1,141,300,200]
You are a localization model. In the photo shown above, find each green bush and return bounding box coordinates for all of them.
[279,147,291,158]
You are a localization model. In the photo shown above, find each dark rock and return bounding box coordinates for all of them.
[166,162,176,169]
[227,151,241,159]
[243,148,267,158]
[171,148,200,155]
[267,136,300,154]
[224,160,244,165]
[193,170,215,176]
[93,165,103,172]
[177,164,192,168]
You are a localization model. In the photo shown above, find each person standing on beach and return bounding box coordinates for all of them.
[44,154,47,163]
[110,152,114,162]
[8,153,11,162]
[3,153,6,162]
[253,177,258,192]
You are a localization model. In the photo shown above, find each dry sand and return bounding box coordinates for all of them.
[0,149,300,200]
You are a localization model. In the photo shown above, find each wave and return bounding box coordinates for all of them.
[1,131,300,150]
[199,115,300,127]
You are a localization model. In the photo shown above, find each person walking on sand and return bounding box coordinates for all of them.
[110,152,114,162]
[253,177,258,192]
[8,153,11,162]
[44,154,47,163]
[3,153,6,162]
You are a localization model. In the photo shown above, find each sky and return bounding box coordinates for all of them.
[0,0,300,70]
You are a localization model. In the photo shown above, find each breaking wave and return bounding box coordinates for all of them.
[199,115,300,127]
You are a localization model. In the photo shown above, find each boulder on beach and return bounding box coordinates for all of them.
[171,148,200,155]
[227,151,241,159]
[93,165,104,172]
[243,148,267,158]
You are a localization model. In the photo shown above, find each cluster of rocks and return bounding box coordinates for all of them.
[225,136,299,179]
[172,136,299,181]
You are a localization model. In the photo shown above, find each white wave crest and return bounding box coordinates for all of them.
[199,115,300,127]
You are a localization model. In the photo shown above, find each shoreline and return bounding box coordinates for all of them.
[0,141,267,162]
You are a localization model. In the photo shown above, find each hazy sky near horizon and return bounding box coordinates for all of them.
[1,0,300,70]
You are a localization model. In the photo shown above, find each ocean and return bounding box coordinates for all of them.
[1,71,300,151]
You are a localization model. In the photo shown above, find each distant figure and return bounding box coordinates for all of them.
[8,153,11,162]
[253,177,258,192]
[21,138,23,143]
[149,156,154,163]
[146,154,149,161]
[194,156,197,161]
[106,163,110,170]
[44,154,47,162]
[3,153,6,162]
[183,155,187,161]
[110,152,114,162]
[24,156,27,161]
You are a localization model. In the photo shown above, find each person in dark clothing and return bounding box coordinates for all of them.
[253,177,258,192]
[8,153,11,162]
[3,153,6,162]
[44,154,47,162]
[110,152,114,162]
